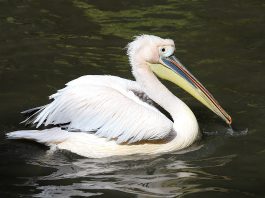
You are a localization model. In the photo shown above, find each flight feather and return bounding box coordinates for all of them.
[25,75,173,144]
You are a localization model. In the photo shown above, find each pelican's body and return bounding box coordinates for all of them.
[7,35,231,158]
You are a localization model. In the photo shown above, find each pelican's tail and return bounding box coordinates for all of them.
[6,128,71,146]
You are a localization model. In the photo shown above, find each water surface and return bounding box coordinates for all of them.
[0,0,264,197]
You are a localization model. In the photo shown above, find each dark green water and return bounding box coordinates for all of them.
[0,0,264,197]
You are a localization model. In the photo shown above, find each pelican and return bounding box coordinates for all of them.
[7,35,232,158]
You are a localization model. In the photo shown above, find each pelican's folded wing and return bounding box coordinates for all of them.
[25,75,173,144]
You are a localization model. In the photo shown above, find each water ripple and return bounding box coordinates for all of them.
[18,151,241,197]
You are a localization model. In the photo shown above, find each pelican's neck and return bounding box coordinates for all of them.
[132,65,188,120]
[133,68,177,120]
[132,63,199,146]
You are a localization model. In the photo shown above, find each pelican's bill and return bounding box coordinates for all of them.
[148,56,232,124]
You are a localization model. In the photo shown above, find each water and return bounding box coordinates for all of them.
[0,0,264,197]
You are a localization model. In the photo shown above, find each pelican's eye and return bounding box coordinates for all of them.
[159,47,167,54]
[159,46,174,57]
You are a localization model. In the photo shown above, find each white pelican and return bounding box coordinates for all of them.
[7,35,232,158]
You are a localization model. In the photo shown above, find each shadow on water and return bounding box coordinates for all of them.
[0,0,264,197]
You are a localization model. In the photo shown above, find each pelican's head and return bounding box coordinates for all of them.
[127,35,232,124]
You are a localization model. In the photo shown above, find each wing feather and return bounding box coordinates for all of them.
[28,75,173,143]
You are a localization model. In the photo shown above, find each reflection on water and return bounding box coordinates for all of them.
[26,152,238,198]
[72,0,197,39]
[0,0,264,197]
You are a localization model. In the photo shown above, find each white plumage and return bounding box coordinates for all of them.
[7,35,231,158]
[29,75,172,144]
